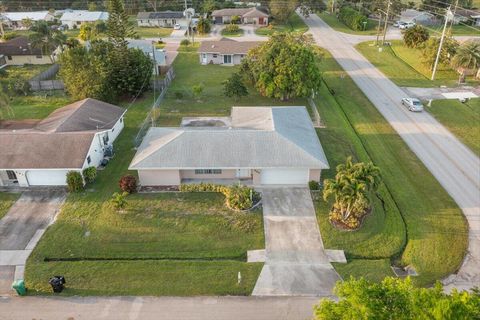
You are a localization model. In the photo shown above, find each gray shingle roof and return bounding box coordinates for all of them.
[0,37,43,56]
[129,107,329,170]
[136,11,184,20]
[198,39,261,55]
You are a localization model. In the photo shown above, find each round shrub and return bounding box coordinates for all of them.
[66,171,84,192]
[119,175,137,193]
[224,24,240,33]
[82,166,97,184]
[180,39,190,46]
[309,180,320,190]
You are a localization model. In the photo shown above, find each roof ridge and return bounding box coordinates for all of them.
[131,129,184,168]
[274,130,327,166]
[47,99,87,132]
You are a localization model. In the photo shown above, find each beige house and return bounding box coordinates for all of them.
[212,7,268,25]
[136,11,189,27]
[0,37,52,65]
[198,38,260,65]
[129,107,329,187]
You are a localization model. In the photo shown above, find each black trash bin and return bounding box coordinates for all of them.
[48,276,66,293]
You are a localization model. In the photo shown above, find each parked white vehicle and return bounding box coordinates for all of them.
[399,22,415,29]
[402,98,424,112]
[174,23,181,30]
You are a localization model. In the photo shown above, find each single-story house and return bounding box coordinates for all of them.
[129,106,329,187]
[127,39,167,74]
[198,38,260,65]
[399,9,438,25]
[0,37,52,65]
[1,11,55,29]
[60,10,109,29]
[0,99,125,187]
[453,9,480,26]
[136,11,189,28]
[212,7,268,25]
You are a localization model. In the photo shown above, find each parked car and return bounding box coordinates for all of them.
[174,24,181,30]
[399,22,415,29]
[402,98,424,112]
[393,21,404,27]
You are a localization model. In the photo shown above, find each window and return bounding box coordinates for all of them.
[36,55,43,59]
[87,156,91,164]
[7,55,12,60]
[223,55,232,64]
[194,169,222,175]
[6,170,17,181]
[103,133,109,145]
[120,117,123,123]
[213,54,218,58]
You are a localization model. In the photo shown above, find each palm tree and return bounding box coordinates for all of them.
[29,21,66,63]
[451,40,480,83]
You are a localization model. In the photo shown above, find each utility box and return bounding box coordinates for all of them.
[12,279,26,296]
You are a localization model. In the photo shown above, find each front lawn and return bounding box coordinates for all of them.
[0,64,52,87]
[128,15,173,39]
[315,50,467,286]
[427,98,480,156]
[318,12,378,35]
[5,94,72,120]
[255,13,308,36]
[356,40,479,87]
[0,192,20,220]
[25,92,264,296]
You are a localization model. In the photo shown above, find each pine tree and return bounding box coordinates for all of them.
[106,0,136,49]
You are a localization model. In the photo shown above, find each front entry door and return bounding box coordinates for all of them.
[202,53,207,64]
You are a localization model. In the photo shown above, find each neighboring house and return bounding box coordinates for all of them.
[198,38,260,65]
[1,11,55,29]
[127,39,167,74]
[136,11,188,27]
[212,7,268,25]
[0,37,52,65]
[0,99,125,187]
[453,9,480,26]
[60,10,109,29]
[399,9,437,25]
[129,106,329,187]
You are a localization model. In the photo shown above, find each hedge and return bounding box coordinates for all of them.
[338,6,368,31]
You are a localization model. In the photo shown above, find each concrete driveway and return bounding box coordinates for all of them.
[253,188,341,296]
[0,190,65,295]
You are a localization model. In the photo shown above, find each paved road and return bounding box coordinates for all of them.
[302,13,480,291]
[0,295,318,320]
[253,188,341,296]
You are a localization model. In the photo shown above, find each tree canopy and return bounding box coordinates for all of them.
[223,72,248,101]
[241,33,322,101]
[422,36,458,70]
[315,277,480,320]
[403,25,430,48]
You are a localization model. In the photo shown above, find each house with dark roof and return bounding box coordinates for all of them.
[129,107,328,186]
[212,7,268,25]
[198,38,261,65]
[0,37,53,65]
[0,98,126,187]
[136,11,189,28]
[453,9,480,26]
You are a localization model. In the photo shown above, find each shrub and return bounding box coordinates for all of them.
[403,25,430,48]
[338,6,368,31]
[309,180,320,190]
[2,32,18,41]
[192,84,203,97]
[111,192,128,210]
[119,175,137,193]
[179,183,259,210]
[82,166,97,184]
[66,171,84,192]
[224,24,240,33]
[174,91,184,99]
[231,15,241,24]
[197,16,211,34]
[180,39,190,46]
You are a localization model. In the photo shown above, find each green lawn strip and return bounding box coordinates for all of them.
[333,259,395,283]
[0,192,20,220]
[26,260,263,296]
[255,13,308,36]
[7,94,72,120]
[426,24,480,36]
[317,12,378,35]
[356,40,479,87]
[221,28,244,37]
[160,51,306,126]
[317,50,467,286]
[427,98,480,156]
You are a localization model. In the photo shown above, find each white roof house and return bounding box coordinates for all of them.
[129,107,328,186]
[1,11,54,29]
[399,9,437,25]
[60,10,109,28]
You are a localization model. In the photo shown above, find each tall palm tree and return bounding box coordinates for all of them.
[451,40,480,83]
[29,21,66,63]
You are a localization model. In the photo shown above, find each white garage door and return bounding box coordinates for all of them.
[260,169,309,185]
[26,170,69,186]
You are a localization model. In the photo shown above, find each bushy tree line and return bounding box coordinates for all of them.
[59,0,153,102]
[338,6,368,31]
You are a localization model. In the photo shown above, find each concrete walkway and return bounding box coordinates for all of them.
[402,86,480,101]
[0,190,65,295]
[302,13,480,292]
[252,188,341,296]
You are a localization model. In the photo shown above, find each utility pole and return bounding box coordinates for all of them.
[431,7,452,81]
[448,0,459,34]
[184,0,190,41]
[376,10,383,45]
[381,1,391,46]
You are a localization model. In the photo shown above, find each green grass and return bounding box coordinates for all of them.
[0,192,20,220]
[25,91,264,296]
[5,94,72,120]
[426,24,480,36]
[315,50,468,286]
[255,13,308,36]
[0,65,52,87]
[356,40,480,87]
[221,27,245,37]
[318,12,378,35]
[128,15,173,38]
[159,49,306,126]
[427,98,480,156]
[333,259,395,283]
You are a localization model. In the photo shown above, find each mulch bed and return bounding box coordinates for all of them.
[329,207,372,231]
